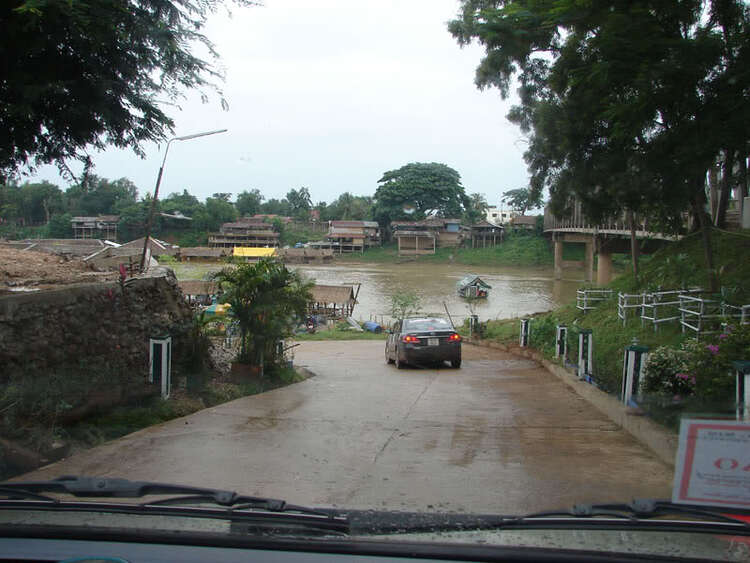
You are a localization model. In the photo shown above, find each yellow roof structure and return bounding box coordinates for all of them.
[232,247,277,258]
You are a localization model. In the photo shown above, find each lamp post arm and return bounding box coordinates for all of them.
[139,138,176,272]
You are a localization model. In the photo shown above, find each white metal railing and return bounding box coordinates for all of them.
[577,289,614,313]
[721,303,750,327]
[679,294,723,338]
[641,289,704,332]
[617,292,646,326]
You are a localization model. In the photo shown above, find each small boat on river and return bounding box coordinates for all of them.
[456,275,491,299]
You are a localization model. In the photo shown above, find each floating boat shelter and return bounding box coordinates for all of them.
[308,284,359,318]
[456,275,492,299]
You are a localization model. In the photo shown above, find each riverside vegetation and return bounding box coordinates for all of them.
[475,229,750,429]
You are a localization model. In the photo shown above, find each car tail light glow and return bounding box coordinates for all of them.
[448,333,461,342]
[402,335,419,343]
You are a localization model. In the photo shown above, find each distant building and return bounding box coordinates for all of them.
[326,220,380,253]
[508,215,540,231]
[71,215,119,240]
[390,218,467,256]
[485,206,516,226]
[209,218,280,248]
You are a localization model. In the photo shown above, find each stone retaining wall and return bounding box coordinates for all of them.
[0,268,193,412]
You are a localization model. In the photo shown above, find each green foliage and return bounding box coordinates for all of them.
[162,190,203,219]
[373,162,470,227]
[2,0,255,175]
[1,181,63,225]
[286,187,312,220]
[390,290,422,319]
[279,224,326,246]
[47,213,72,238]
[323,192,374,221]
[501,188,540,216]
[211,259,313,367]
[449,0,750,283]
[236,189,264,217]
[194,197,238,231]
[67,176,138,216]
[338,233,554,267]
[294,326,387,341]
[610,230,750,302]
[643,345,696,397]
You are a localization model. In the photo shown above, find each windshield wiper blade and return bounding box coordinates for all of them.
[0,486,59,503]
[521,499,750,526]
[0,476,330,517]
[142,494,329,516]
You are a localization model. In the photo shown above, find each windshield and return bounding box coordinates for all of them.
[2,1,750,561]
[403,318,452,331]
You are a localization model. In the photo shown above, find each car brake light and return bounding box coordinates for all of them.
[448,333,461,342]
[402,335,419,343]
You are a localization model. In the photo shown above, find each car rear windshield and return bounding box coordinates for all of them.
[403,318,452,331]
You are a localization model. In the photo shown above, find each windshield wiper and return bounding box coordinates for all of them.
[0,476,342,521]
[518,499,750,527]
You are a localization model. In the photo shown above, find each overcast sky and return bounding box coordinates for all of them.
[30,0,528,206]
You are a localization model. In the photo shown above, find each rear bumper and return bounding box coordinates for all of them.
[401,342,461,364]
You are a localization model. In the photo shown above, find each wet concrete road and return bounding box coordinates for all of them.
[22,342,673,513]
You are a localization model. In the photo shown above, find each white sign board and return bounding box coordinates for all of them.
[672,419,750,509]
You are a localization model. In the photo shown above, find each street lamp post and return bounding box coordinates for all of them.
[139,128,228,272]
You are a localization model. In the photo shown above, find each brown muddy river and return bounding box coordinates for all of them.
[171,261,581,323]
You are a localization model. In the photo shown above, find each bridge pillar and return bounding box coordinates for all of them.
[554,236,563,280]
[597,251,613,285]
[584,239,594,283]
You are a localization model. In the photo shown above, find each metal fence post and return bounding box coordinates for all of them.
[734,361,750,421]
[577,329,593,380]
[520,318,531,347]
[621,339,649,406]
[555,325,567,359]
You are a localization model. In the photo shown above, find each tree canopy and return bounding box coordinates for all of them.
[501,188,539,216]
[450,1,739,217]
[449,0,750,287]
[1,0,254,179]
[373,162,470,226]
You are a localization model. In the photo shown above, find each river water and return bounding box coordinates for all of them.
[171,261,581,324]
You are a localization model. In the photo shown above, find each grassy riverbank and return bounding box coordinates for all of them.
[477,229,750,426]
[339,232,566,267]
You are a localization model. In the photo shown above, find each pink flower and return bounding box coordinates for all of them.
[706,344,719,355]
[719,333,728,340]
[676,373,689,380]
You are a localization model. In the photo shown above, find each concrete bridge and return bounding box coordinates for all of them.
[543,201,677,285]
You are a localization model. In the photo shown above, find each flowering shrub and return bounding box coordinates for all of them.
[643,346,695,397]
[642,325,750,403]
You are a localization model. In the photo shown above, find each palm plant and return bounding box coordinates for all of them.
[211,259,313,369]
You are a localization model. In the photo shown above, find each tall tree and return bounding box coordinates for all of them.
[373,162,470,227]
[450,0,750,289]
[1,0,254,178]
[500,188,539,216]
[286,187,312,219]
[236,189,264,217]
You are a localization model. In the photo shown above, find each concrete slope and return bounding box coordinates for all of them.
[19,341,672,514]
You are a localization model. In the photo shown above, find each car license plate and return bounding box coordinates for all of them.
[427,338,439,346]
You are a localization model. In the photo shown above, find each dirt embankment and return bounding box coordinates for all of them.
[0,247,116,292]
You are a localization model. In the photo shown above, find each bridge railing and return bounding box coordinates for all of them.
[544,200,648,233]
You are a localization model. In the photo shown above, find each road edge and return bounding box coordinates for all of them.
[465,340,677,468]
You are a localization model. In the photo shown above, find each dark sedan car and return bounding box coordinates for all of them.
[385,316,461,369]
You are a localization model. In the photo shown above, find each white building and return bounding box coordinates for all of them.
[485,206,516,226]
